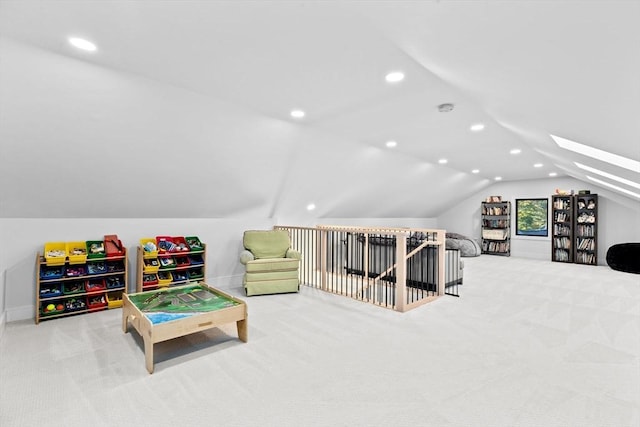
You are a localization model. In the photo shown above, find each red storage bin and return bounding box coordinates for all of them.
[104,234,125,257]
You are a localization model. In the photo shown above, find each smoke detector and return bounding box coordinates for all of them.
[438,103,454,112]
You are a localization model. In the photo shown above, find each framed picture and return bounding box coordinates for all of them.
[515,198,549,237]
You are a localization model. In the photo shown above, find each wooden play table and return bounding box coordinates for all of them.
[123,283,247,373]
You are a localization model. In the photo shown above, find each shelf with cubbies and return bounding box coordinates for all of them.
[574,194,598,265]
[551,194,574,263]
[136,236,206,292]
[481,200,511,256]
[551,194,598,265]
[36,236,128,324]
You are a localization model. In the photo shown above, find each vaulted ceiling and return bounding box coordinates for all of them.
[0,1,638,218]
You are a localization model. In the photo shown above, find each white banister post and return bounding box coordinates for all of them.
[396,232,407,312]
[320,228,328,291]
[438,231,446,296]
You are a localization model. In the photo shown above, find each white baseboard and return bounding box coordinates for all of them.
[0,311,6,342]
[6,305,34,323]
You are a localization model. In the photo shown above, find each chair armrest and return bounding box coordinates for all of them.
[286,248,302,260]
[240,250,255,265]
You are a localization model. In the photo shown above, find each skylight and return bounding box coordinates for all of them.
[587,176,640,199]
[575,162,640,189]
[551,134,640,172]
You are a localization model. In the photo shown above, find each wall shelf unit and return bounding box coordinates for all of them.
[551,194,574,263]
[574,194,598,265]
[551,194,598,265]
[481,200,511,256]
[136,236,207,292]
[36,240,128,324]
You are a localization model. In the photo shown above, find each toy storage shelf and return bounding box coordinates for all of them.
[136,241,207,293]
[36,251,128,324]
[481,200,511,256]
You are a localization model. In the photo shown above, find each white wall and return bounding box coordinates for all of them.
[438,177,640,263]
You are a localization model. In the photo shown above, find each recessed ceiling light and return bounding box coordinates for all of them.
[385,71,405,83]
[306,203,316,211]
[549,172,558,177]
[494,176,502,181]
[575,162,640,189]
[385,140,397,148]
[68,37,97,52]
[290,110,305,118]
[587,176,640,198]
[534,163,543,168]
[551,134,640,172]
[438,159,448,164]
[510,149,521,155]
[470,123,485,132]
[471,169,480,174]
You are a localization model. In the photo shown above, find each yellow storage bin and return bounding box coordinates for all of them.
[44,242,67,266]
[66,241,88,264]
[140,238,158,258]
[157,271,173,286]
[107,292,123,309]
[143,258,160,274]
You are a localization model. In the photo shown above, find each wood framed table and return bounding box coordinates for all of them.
[122,282,247,373]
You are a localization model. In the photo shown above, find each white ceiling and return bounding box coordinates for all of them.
[0,0,638,218]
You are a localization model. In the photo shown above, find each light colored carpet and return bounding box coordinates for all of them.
[1,256,638,426]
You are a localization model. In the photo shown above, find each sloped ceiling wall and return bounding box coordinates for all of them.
[0,1,638,219]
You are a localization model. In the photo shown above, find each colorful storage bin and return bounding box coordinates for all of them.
[105,276,125,290]
[86,240,106,259]
[85,278,106,293]
[140,238,158,258]
[44,242,67,266]
[107,292,123,309]
[104,234,125,257]
[40,265,65,280]
[156,236,177,253]
[185,236,203,251]
[63,280,85,295]
[66,241,87,264]
[157,271,173,286]
[41,300,65,316]
[172,236,190,252]
[40,283,63,298]
[87,294,107,310]
[64,297,86,312]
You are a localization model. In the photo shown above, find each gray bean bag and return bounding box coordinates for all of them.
[445,232,482,257]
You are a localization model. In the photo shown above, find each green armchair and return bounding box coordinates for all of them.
[240,230,301,296]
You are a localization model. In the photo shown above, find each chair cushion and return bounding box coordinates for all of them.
[244,278,300,296]
[245,257,299,273]
[244,230,291,259]
[245,269,299,282]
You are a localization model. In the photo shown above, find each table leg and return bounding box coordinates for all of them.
[144,336,154,374]
[236,319,248,342]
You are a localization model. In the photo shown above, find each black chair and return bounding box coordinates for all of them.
[606,243,640,274]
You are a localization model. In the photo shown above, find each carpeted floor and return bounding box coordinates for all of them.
[1,256,638,426]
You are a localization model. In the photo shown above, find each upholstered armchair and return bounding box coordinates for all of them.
[240,230,301,296]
